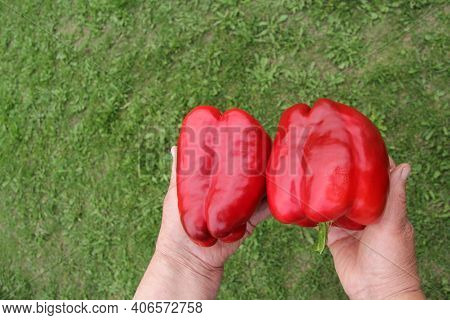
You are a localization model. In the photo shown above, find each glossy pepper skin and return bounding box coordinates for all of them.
[266,98,389,230]
[177,106,271,246]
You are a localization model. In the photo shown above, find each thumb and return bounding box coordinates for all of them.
[161,146,179,228]
[163,146,178,211]
[168,146,177,189]
[379,163,411,227]
[242,200,271,239]
[248,200,271,228]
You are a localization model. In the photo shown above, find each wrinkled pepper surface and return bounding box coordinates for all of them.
[177,106,271,246]
[266,98,389,230]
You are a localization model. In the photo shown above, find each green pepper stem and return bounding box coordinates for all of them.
[314,222,331,254]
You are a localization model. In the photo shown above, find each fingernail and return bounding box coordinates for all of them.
[401,165,410,180]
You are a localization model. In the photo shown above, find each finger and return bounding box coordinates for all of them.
[162,146,179,222]
[243,200,272,239]
[327,226,360,247]
[248,200,271,228]
[389,156,396,172]
[327,226,347,245]
[168,146,177,189]
[379,163,411,227]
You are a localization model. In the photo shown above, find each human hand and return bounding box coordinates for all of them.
[328,157,425,299]
[134,146,270,299]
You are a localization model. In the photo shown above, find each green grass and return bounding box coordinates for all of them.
[0,0,448,299]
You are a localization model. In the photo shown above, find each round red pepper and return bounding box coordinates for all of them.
[266,98,389,230]
[177,106,272,246]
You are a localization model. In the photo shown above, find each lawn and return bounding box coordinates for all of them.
[0,0,448,299]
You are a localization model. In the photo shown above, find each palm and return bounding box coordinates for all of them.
[327,159,420,299]
[158,185,269,268]
[328,225,408,298]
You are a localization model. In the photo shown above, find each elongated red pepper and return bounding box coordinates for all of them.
[177,106,271,246]
[266,98,389,230]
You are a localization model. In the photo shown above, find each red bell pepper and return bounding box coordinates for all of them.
[177,106,271,246]
[266,98,389,231]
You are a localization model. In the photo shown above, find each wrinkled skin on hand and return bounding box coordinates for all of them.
[327,158,424,299]
[134,147,271,300]
[164,147,270,268]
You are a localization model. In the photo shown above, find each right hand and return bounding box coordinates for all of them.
[327,157,425,299]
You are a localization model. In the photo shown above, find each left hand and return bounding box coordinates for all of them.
[156,146,271,269]
[134,146,270,299]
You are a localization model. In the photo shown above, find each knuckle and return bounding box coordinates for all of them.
[245,225,254,237]
[396,190,407,206]
[402,221,415,239]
